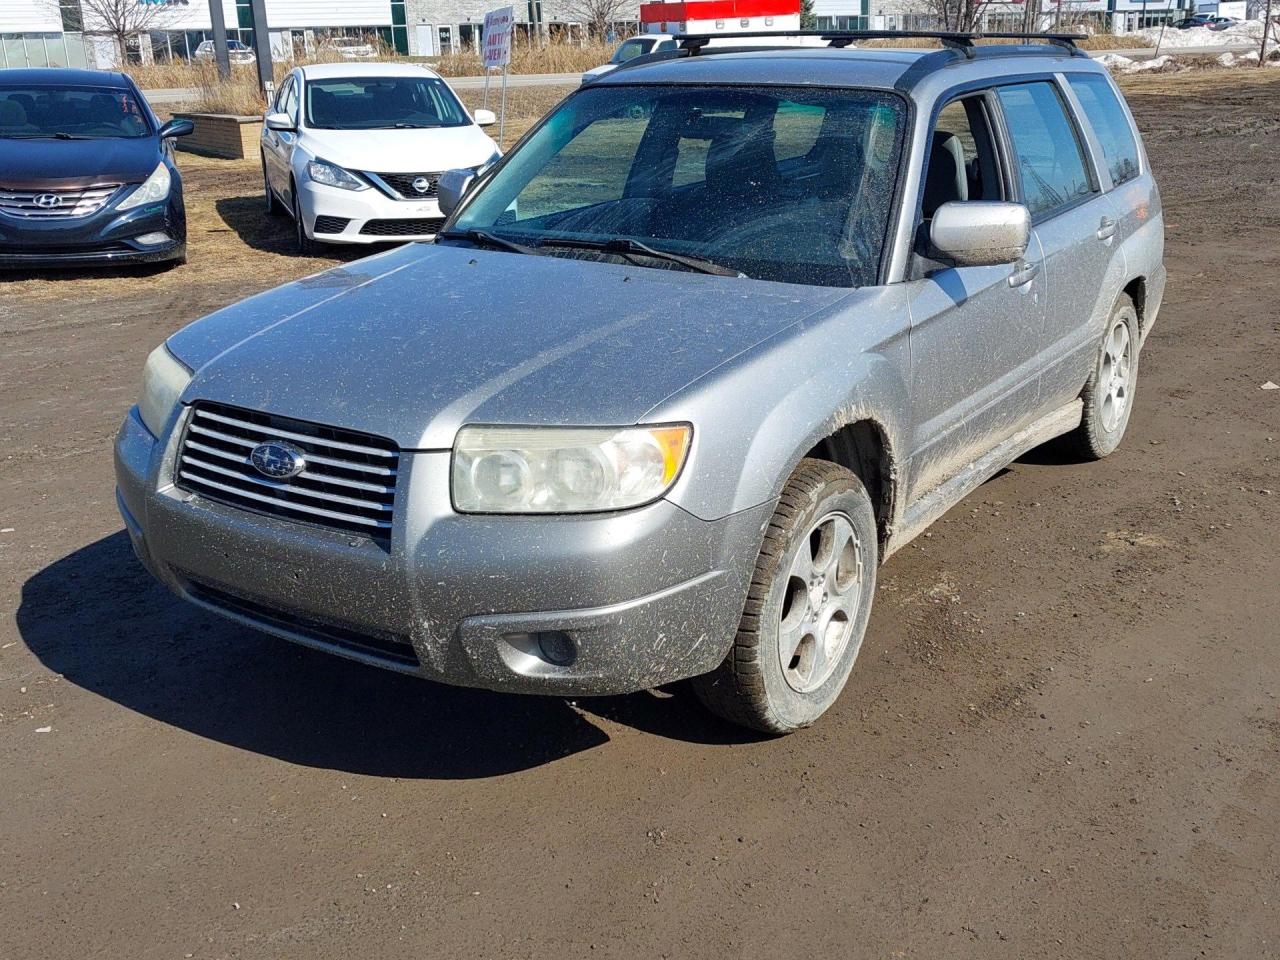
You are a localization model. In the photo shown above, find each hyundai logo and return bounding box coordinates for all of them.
[411,176,432,194]
[249,440,307,480]
[33,193,63,209]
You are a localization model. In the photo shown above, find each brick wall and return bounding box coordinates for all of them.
[174,114,263,160]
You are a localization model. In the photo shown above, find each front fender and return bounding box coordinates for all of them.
[650,284,913,523]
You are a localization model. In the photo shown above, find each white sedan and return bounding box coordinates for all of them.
[261,63,500,253]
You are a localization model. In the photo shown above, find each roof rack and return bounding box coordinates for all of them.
[673,29,1089,59]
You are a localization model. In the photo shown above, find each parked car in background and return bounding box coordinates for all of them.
[1206,16,1241,29]
[581,33,679,83]
[118,35,1164,733]
[194,39,256,63]
[0,68,192,269]
[260,63,499,253]
[1171,14,1214,27]
[324,36,379,60]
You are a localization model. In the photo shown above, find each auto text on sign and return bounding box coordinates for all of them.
[483,6,514,69]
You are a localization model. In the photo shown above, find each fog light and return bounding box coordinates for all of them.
[135,232,171,245]
[536,631,576,667]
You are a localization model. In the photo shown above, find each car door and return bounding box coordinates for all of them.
[263,75,299,202]
[993,79,1126,412]
[902,93,1047,503]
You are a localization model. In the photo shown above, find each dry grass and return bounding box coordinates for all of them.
[432,40,613,77]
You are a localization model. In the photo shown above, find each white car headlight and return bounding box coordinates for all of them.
[306,159,367,191]
[116,162,171,212]
[137,344,192,438]
[452,424,692,514]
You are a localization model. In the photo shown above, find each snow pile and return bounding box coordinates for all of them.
[1136,20,1267,48]
[1098,53,1185,74]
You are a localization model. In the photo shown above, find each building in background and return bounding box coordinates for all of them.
[401,0,593,56]
[0,0,414,68]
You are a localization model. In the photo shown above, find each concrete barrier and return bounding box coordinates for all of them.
[173,113,262,160]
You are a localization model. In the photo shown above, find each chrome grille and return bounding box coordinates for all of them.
[176,402,399,540]
[371,172,440,199]
[0,184,121,219]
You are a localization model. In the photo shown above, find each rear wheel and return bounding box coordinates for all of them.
[291,182,319,256]
[693,459,878,734]
[1066,295,1139,460]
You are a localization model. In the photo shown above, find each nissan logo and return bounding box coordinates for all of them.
[411,176,432,194]
[34,193,63,209]
[249,440,307,480]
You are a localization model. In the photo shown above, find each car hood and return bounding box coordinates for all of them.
[169,243,850,450]
[298,124,498,172]
[0,135,157,188]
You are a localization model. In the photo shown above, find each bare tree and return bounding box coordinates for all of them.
[562,0,636,39]
[922,0,998,31]
[62,0,184,66]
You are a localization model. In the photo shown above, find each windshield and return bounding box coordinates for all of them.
[611,38,658,64]
[0,85,150,139]
[450,84,905,287]
[305,76,470,130]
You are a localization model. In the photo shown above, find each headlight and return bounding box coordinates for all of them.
[306,159,367,191]
[452,424,692,514]
[137,344,192,438]
[116,162,171,212]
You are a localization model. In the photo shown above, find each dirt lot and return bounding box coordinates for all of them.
[1,71,1278,960]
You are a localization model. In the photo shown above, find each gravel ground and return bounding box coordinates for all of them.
[1,70,1278,960]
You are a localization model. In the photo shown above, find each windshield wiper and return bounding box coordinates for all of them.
[4,132,92,140]
[437,228,544,257]
[540,237,745,278]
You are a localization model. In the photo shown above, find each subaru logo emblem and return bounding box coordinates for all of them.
[411,176,431,194]
[249,440,306,480]
[34,193,63,209]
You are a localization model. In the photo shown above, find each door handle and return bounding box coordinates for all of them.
[1097,217,1117,241]
[1008,260,1039,288]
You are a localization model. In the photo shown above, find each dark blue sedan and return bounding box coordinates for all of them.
[0,68,193,269]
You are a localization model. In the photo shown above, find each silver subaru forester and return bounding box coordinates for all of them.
[116,33,1165,733]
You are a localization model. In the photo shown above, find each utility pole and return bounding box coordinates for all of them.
[1261,0,1274,67]
[208,0,231,81]
[248,0,274,100]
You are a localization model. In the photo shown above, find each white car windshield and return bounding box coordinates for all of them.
[305,76,469,130]
[449,84,905,287]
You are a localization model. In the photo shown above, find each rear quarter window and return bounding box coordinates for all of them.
[1066,73,1141,187]
[995,81,1094,219]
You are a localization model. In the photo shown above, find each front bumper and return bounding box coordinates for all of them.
[115,406,769,696]
[298,178,445,244]
[0,192,185,269]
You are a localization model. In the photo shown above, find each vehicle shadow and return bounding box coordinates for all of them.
[0,261,177,284]
[16,532,753,779]
[214,195,386,261]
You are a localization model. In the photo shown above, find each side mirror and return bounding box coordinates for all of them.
[157,117,194,138]
[437,168,475,217]
[929,201,1030,267]
[264,112,295,132]
[473,108,497,127]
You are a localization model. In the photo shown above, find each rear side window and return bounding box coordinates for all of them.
[996,82,1094,219]
[1067,73,1141,186]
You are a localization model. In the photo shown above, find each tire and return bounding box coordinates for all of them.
[1065,294,1140,460]
[263,154,283,216]
[693,458,878,734]
[291,183,319,256]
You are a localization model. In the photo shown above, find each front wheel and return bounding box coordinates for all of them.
[263,154,283,216]
[1066,295,1140,460]
[291,183,319,256]
[693,459,878,734]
